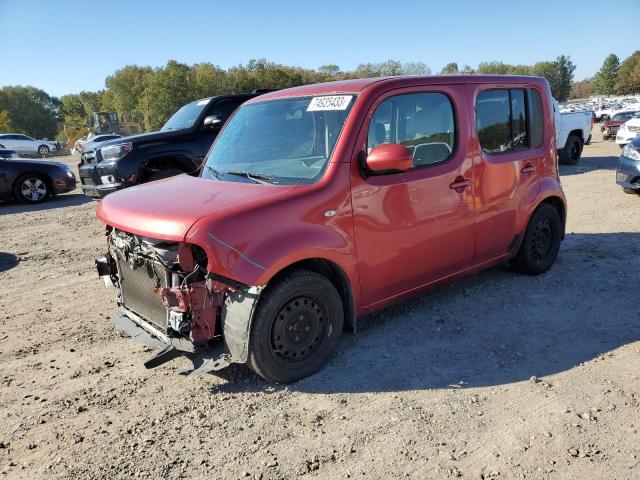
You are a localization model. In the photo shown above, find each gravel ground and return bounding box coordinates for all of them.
[1,127,639,480]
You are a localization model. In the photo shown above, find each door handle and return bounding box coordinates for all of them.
[521,164,536,174]
[449,178,471,190]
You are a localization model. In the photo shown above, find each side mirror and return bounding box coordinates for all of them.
[365,143,413,173]
[203,115,223,128]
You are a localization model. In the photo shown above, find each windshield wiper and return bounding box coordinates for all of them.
[224,170,275,184]
[205,165,223,179]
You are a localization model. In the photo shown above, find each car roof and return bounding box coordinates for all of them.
[248,75,549,103]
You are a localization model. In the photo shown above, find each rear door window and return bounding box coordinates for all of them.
[476,88,538,153]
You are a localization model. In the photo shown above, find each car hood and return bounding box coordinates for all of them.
[98,128,190,148]
[9,158,68,169]
[623,118,640,127]
[96,174,295,241]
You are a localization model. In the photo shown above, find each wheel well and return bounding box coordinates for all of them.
[141,155,194,180]
[268,259,356,332]
[568,130,584,143]
[541,196,566,239]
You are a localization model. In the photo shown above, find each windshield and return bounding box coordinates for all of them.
[161,98,210,131]
[201,95,354,185]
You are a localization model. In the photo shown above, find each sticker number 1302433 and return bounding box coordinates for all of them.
[307,95,353,111]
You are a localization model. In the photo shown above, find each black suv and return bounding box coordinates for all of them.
[78,92,269,198]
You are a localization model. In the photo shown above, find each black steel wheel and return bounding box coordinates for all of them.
[559,134,583,165]
[511,203,562,275]
[248,269,343,383]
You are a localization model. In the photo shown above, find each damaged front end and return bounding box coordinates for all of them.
[96,228,256,375]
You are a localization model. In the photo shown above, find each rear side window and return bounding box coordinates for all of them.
[368,92,455,168]
[476,88,541,153]
[528,89,544,149]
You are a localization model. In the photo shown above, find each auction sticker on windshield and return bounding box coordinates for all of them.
[307,95,353,111]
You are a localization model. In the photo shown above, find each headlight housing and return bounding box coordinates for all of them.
[619,125,629,133]
[622,143,640,161]
[100,142,133,162]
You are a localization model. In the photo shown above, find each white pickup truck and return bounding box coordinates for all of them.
[554,102,593,165]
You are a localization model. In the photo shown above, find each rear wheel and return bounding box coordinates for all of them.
[247,270,343,383]
[559,135,582,165]
[38,145,50,157]
[511,204,562,275]
[14,173,49,204]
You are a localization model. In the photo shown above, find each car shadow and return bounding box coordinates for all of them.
[560,154,620,176]
[210,232,640,394]
[0,193,92,214]
[0,252,19,273]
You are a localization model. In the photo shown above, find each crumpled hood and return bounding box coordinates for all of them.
[96,174,294,241]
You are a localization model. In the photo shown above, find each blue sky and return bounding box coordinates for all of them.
[1,0,638,97]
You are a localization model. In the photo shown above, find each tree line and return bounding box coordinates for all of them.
[569,51,640,99]
[1,53,638,140]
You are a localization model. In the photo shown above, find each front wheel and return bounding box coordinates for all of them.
[14,173,49,203]
[623,187,639,195]
[510,204,562,275]
[247,270,344,383]
[38,145,50,157]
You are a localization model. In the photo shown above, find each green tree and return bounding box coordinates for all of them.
[615,51,640,95]
[0,110,12,131]
[531,55,575,101]
[105,65,152,119]
[461,64,475,74]
[59,91,103,127]
[0,86,59,138]
[570,77,595,99]
[141,60,196,130]
[318,64,341,77]
[441,62,459,74]
[594,54,620,95]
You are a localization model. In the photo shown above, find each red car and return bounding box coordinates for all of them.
[95,75,566,383]
[601,110,640,140]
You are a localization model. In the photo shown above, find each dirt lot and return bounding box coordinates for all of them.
[1,128,639,480]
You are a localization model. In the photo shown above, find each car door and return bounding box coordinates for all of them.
[14,135,35,154]
[351,86,475,307]
[470,86,545,262]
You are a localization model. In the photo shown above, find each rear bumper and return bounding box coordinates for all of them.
[616,156,640,190]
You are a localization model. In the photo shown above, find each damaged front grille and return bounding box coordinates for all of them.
[106,229,229,344]
[115,251,169,331]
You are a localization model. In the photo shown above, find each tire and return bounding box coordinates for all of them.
[559,134,583,165]
[247,269,344,383]
[37,145,50,157]
[14,173,49,204]
[623,187,639,195]
[144,168,183,182]
[510,203,562,276]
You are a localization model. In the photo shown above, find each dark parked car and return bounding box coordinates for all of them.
[602,111,640,140]
[78,91,271,198]
[0,149,20,159]
[616,137,640,195]
[0,152,76,203]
